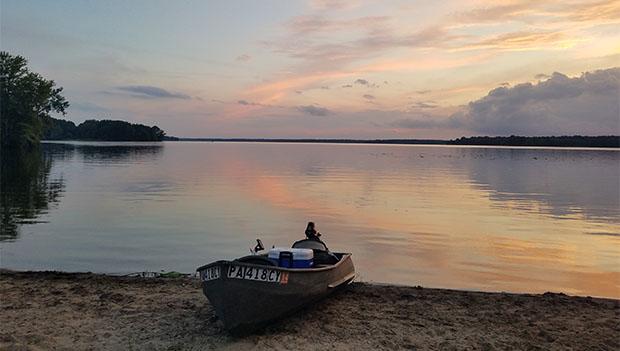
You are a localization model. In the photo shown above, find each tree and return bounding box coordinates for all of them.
[43,117,166,141]
[0,52,69,149]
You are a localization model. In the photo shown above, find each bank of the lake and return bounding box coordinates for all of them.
[168,135,620,148]
[1,271,618,351]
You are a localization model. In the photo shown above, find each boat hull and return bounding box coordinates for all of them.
[198,253,355,331]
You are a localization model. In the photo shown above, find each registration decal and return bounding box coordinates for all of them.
[280,272,289,285]
[227,265,287,284]
[200,266,220,281]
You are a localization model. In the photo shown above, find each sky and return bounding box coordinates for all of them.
[1,0,619,138]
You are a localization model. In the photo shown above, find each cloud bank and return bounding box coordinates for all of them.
[116,85,191,99]
[297,105,331,116]
[238,100,259,106]
[454,67,620,135]
[236,54,251,62]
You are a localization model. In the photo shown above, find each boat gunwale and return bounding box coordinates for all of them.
[196,252,352,273]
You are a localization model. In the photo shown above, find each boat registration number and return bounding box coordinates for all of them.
[200,266,221,281]
[227,265,289,284]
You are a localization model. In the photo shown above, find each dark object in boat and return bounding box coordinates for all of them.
[196,239,355,331]
[253,239,265,253]
[292,239,339,265]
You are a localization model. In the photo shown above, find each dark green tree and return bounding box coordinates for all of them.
[44,117,166,141]
[0,52,69,149]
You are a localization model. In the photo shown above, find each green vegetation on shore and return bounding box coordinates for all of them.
[451,135,620,148]
[44,117,166,142]
[0,52,166,149]
[0,52,68,149]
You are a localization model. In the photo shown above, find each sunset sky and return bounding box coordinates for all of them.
[2,0,619,138]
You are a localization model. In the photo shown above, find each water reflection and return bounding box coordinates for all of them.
[459,147,620,223]
[43,141,164,165]
[0,148,65,241]
[162,143,618,297]
[0,142,163,240]
[1,142,618,298]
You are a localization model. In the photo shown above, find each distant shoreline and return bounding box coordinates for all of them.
[38,135,620,148]
[164,135,620,148]
[170,137,446,144]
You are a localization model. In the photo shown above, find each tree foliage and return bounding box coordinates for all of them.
[0,52,69,149]
[44,117,166,141]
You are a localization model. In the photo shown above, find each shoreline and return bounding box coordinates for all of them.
[40,139,620,153]
[1,270,618,350]
[40,135,620,149]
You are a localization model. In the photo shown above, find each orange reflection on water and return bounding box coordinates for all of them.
[197,144,620,298]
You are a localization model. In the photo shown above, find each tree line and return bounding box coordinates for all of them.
[451,135,620,148]
[1,52,68,149]
[172,136,619,148]
[1,51,165,149]
[44,117,166,141]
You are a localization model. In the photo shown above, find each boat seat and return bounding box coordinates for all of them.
[292,239,339,265]
[313,250,339,265]
[292,239,328,251]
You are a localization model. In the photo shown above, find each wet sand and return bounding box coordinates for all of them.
[1,270,618,350]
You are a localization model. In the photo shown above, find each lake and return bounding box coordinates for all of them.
[1,141,619,298]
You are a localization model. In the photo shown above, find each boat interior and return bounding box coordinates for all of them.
[235,239,342,268]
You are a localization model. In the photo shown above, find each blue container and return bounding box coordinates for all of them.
[290,258,313,268]
[268,248,314,268]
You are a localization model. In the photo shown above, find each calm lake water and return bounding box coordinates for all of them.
[1,141,619,298]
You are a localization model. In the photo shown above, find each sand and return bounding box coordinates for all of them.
[0,270,618,351]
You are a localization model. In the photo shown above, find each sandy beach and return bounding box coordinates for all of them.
[1,270,618,351]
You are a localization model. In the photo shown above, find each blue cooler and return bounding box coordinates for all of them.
[268,247,314,268]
